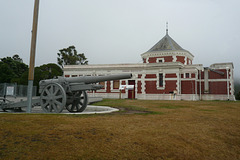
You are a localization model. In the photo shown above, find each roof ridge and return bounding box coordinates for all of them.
[166,34,176,50]
[147,32,184,52]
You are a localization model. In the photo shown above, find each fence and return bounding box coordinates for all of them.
[0,83,37,97]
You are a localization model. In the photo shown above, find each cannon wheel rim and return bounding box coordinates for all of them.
[40,83,66,113]
[66,91,88,113]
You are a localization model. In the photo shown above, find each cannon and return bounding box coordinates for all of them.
[38,73,132,113]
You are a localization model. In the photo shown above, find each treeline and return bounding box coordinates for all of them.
[0,45,88,93]
[0,55,63,90]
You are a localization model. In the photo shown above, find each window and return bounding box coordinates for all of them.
[159,73,163,87]
[99,81,105,88]
[186,73,189,78]
[113,80,120,89]
[157,58,164,63]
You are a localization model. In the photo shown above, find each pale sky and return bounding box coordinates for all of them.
[0,0,240,79]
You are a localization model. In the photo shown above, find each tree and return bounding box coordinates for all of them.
[17,63,63,95]
[0,62,15,83]
[0,55,28,83]
[34,63,63,93]
[34,63,63,83]
[57,45,88,68]
[12,54,23,63]
[18,63,63,86]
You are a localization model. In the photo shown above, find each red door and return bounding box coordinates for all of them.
[128,80,135,99]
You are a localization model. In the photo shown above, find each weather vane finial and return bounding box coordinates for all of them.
[166,22,168,35]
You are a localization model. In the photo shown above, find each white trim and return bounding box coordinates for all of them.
[135,80,137,99]
[98,81,107,92]
[184,56,187,65]
[229,68,234,95]
[144,78,179,81]
[181,78,197,81]
[146,57,149,63]
[173,55,177,62]
[196,79,231,82]
[141,50,194,60]
[156,73,165,90]
[110,80,121,93]
[226,68,229,100]
[179,72,181,94]
[195,71,198,99]
[141,74,146,94]
[176,73,179,94]
[189,59,192,65]
[156,58,165,63]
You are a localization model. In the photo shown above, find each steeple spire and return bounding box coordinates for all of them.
[166,22,168,35]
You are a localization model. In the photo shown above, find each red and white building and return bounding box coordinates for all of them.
[64,29,235,100]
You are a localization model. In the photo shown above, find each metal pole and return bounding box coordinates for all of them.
[27,0,40,113]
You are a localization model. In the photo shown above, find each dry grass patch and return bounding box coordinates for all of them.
[0,100,240,159]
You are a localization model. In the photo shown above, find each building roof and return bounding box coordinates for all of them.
[141,27,194,60]
[148,31,186,52]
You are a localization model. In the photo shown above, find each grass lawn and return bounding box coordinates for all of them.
[0,99,240,160]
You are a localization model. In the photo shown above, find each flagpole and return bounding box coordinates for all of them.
[27,0,40,113]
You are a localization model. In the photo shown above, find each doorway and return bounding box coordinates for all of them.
[128,80,135,99]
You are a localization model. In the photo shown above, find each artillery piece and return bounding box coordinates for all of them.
[38,73,132,113]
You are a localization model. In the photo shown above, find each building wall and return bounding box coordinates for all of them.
[144,56,188,64]
[63,62,234,101]
[209,81,227,94]
[181,80,196,94]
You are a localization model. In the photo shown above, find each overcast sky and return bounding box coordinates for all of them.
[0,0,239,79]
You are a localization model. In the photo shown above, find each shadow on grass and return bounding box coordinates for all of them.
[92,99,163,115]
[157,105,187,109]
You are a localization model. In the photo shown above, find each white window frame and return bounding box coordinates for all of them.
[156,73,165,90]
[110,80,121,92]
[156,58,165,63]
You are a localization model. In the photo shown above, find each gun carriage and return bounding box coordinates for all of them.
[0,73,132,113]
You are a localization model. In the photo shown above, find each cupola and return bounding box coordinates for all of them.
[141,23,194,65]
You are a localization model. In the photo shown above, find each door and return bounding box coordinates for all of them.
[128,80,135,99]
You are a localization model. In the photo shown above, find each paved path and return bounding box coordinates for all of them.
[0,105,119,114]
[0,96,119,114]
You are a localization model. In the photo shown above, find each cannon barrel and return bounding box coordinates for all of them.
[39,73,132,86]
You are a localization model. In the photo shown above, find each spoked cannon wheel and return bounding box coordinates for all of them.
[40,83,66,113]
[66,91,88,113]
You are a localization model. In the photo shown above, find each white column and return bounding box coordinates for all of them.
[195,71,198,98]
[179,72,181,94]
[141,74,146,94]
[199,70,202,100]
[226,67,229,100]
